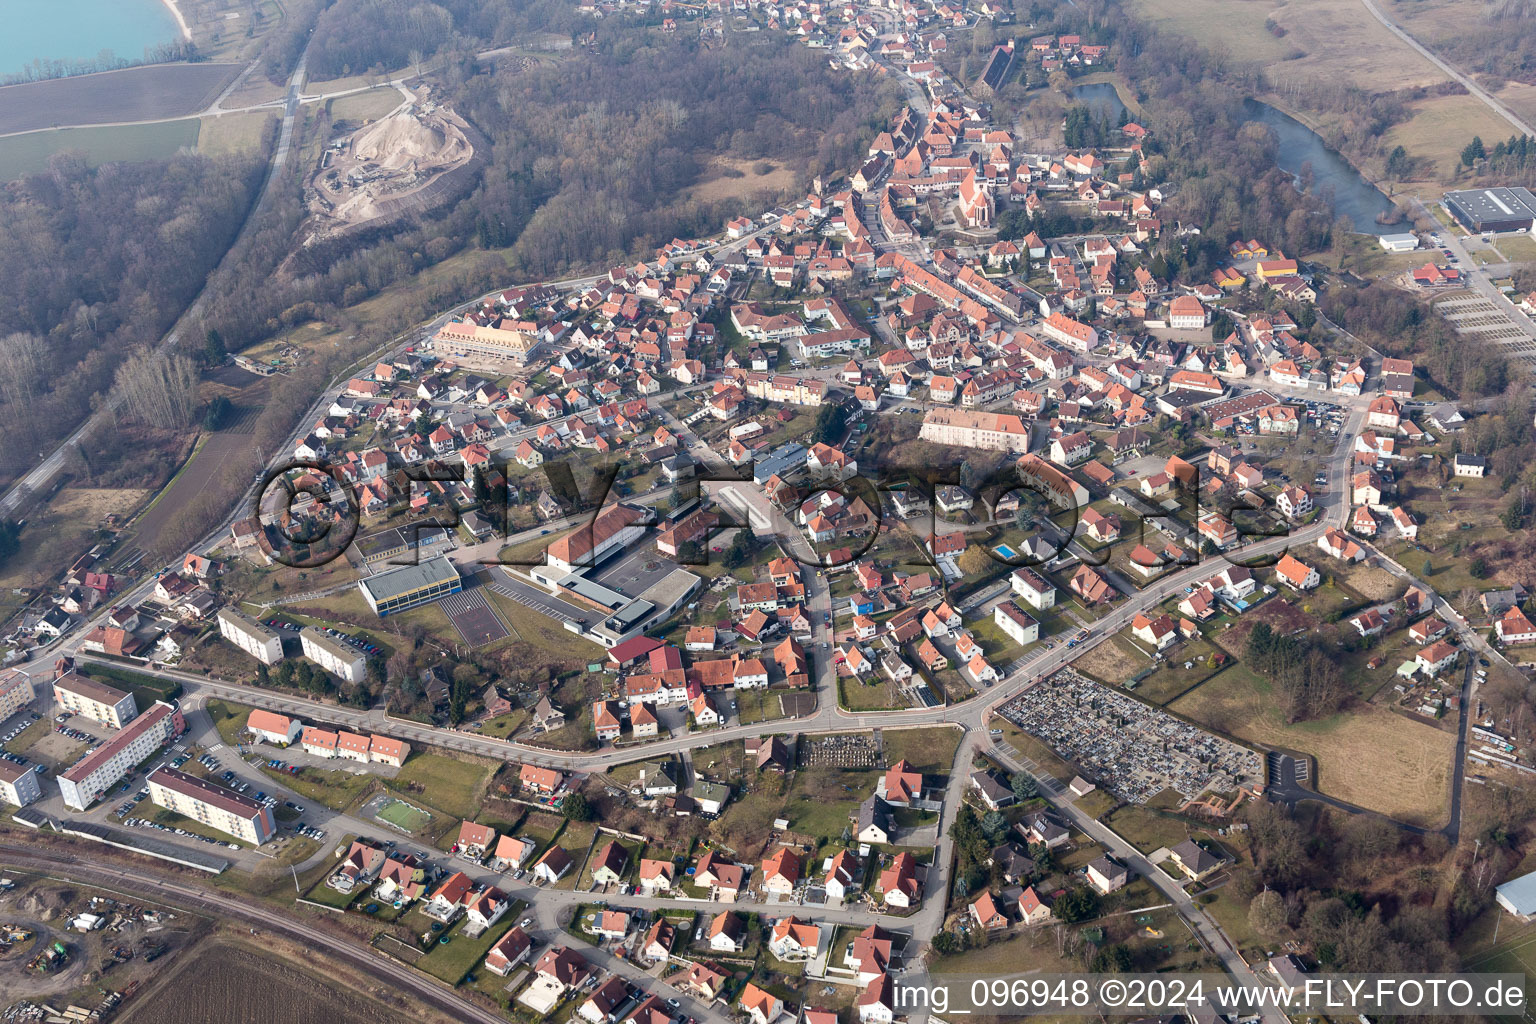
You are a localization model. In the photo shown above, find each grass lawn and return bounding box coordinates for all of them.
[1071,635,1153,685]
[932,925,1082,975]
[1129,638,1230,705]
[881,725,963,774]
[418,909,525,986]
[550,822,598,889]
[783,768,865,839]
[691,740,746,779]
[578,836,645,889]
[839,677,903,711]
[1170,663,1454,827]
[271,762,376,812]
[206,699,251,748]
[302,876,359,910]
[485,590,602,671]
[385,752,494,821]
[1104,805,1195,855]
[6,720,49,757]
[735,690,787,726]
[480,710,528,740]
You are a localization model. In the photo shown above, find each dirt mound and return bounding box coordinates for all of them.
[304,86,483,240]
[350,113,469,174]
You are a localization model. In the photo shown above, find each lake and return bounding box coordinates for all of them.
[1070,83,1400,230]
[1,0,182,80]
[1242,98,1401,230]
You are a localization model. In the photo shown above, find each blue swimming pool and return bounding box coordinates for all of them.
[993,544,1019,559]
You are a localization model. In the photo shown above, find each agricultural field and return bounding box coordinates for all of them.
[198,110,275,155]
[0,62,239,134]
[1170,663,1455,827]
[0,119,201,178]
[1381,91,1518,183]
[329,89,406,123]
[117,940,411,1024]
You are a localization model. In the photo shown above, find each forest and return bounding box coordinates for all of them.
[199,18,899,355]
[0,149,268,492]
[1321,282,1513,398]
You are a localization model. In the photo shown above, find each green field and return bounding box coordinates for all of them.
[384,753,493,820]
[0,120,200,179]
[376,797,433,832]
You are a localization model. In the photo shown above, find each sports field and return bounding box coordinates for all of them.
[375,797,433,832]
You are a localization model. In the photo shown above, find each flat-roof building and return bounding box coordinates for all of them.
[0,759,42,808]
[147,765,276,844]
[57,701,184,811]
[53,672,137,728]
[1441,187,1536,233]
[359,555,461,616]
[300,627,367,684]
[217,607,284,665]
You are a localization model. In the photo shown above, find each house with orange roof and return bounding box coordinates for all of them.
[762,848,803,895]
[880,760,924,805]
[970,891,1009,930]
[1275,554,1320,591]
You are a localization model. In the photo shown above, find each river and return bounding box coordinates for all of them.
[1240,98,1401,229]
[0,0,182,80]
[1071,82,1400,231]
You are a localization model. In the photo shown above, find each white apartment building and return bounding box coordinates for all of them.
[57,701,183,811]
[53,673,138,729]
[147,765,276,844]
[0,670,35,722]
[0,759,42,807]
[994,601,1040,646]
[1010,567,1057,609]
[300,627,367,684]
[918,408,1033,452]
[217,608,285,665]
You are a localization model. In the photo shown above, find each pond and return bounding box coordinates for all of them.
[1073,81,1129,123]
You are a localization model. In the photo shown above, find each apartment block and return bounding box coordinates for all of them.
[0,670,35,722]
[147,765,276,844]
[0,759,42,807]
[57,701,184,811]
[217,608,285,665]
[300,627,367,684]
[53,672,137,728]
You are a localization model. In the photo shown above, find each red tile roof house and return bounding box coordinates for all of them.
[483,925,532,976]
[456,821,497,859]
[422,870,475,922]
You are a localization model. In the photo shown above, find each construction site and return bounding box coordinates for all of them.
[304,86,484,242]
[0,877,195,1024]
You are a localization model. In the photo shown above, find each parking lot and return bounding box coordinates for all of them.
[262,617,383,658]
